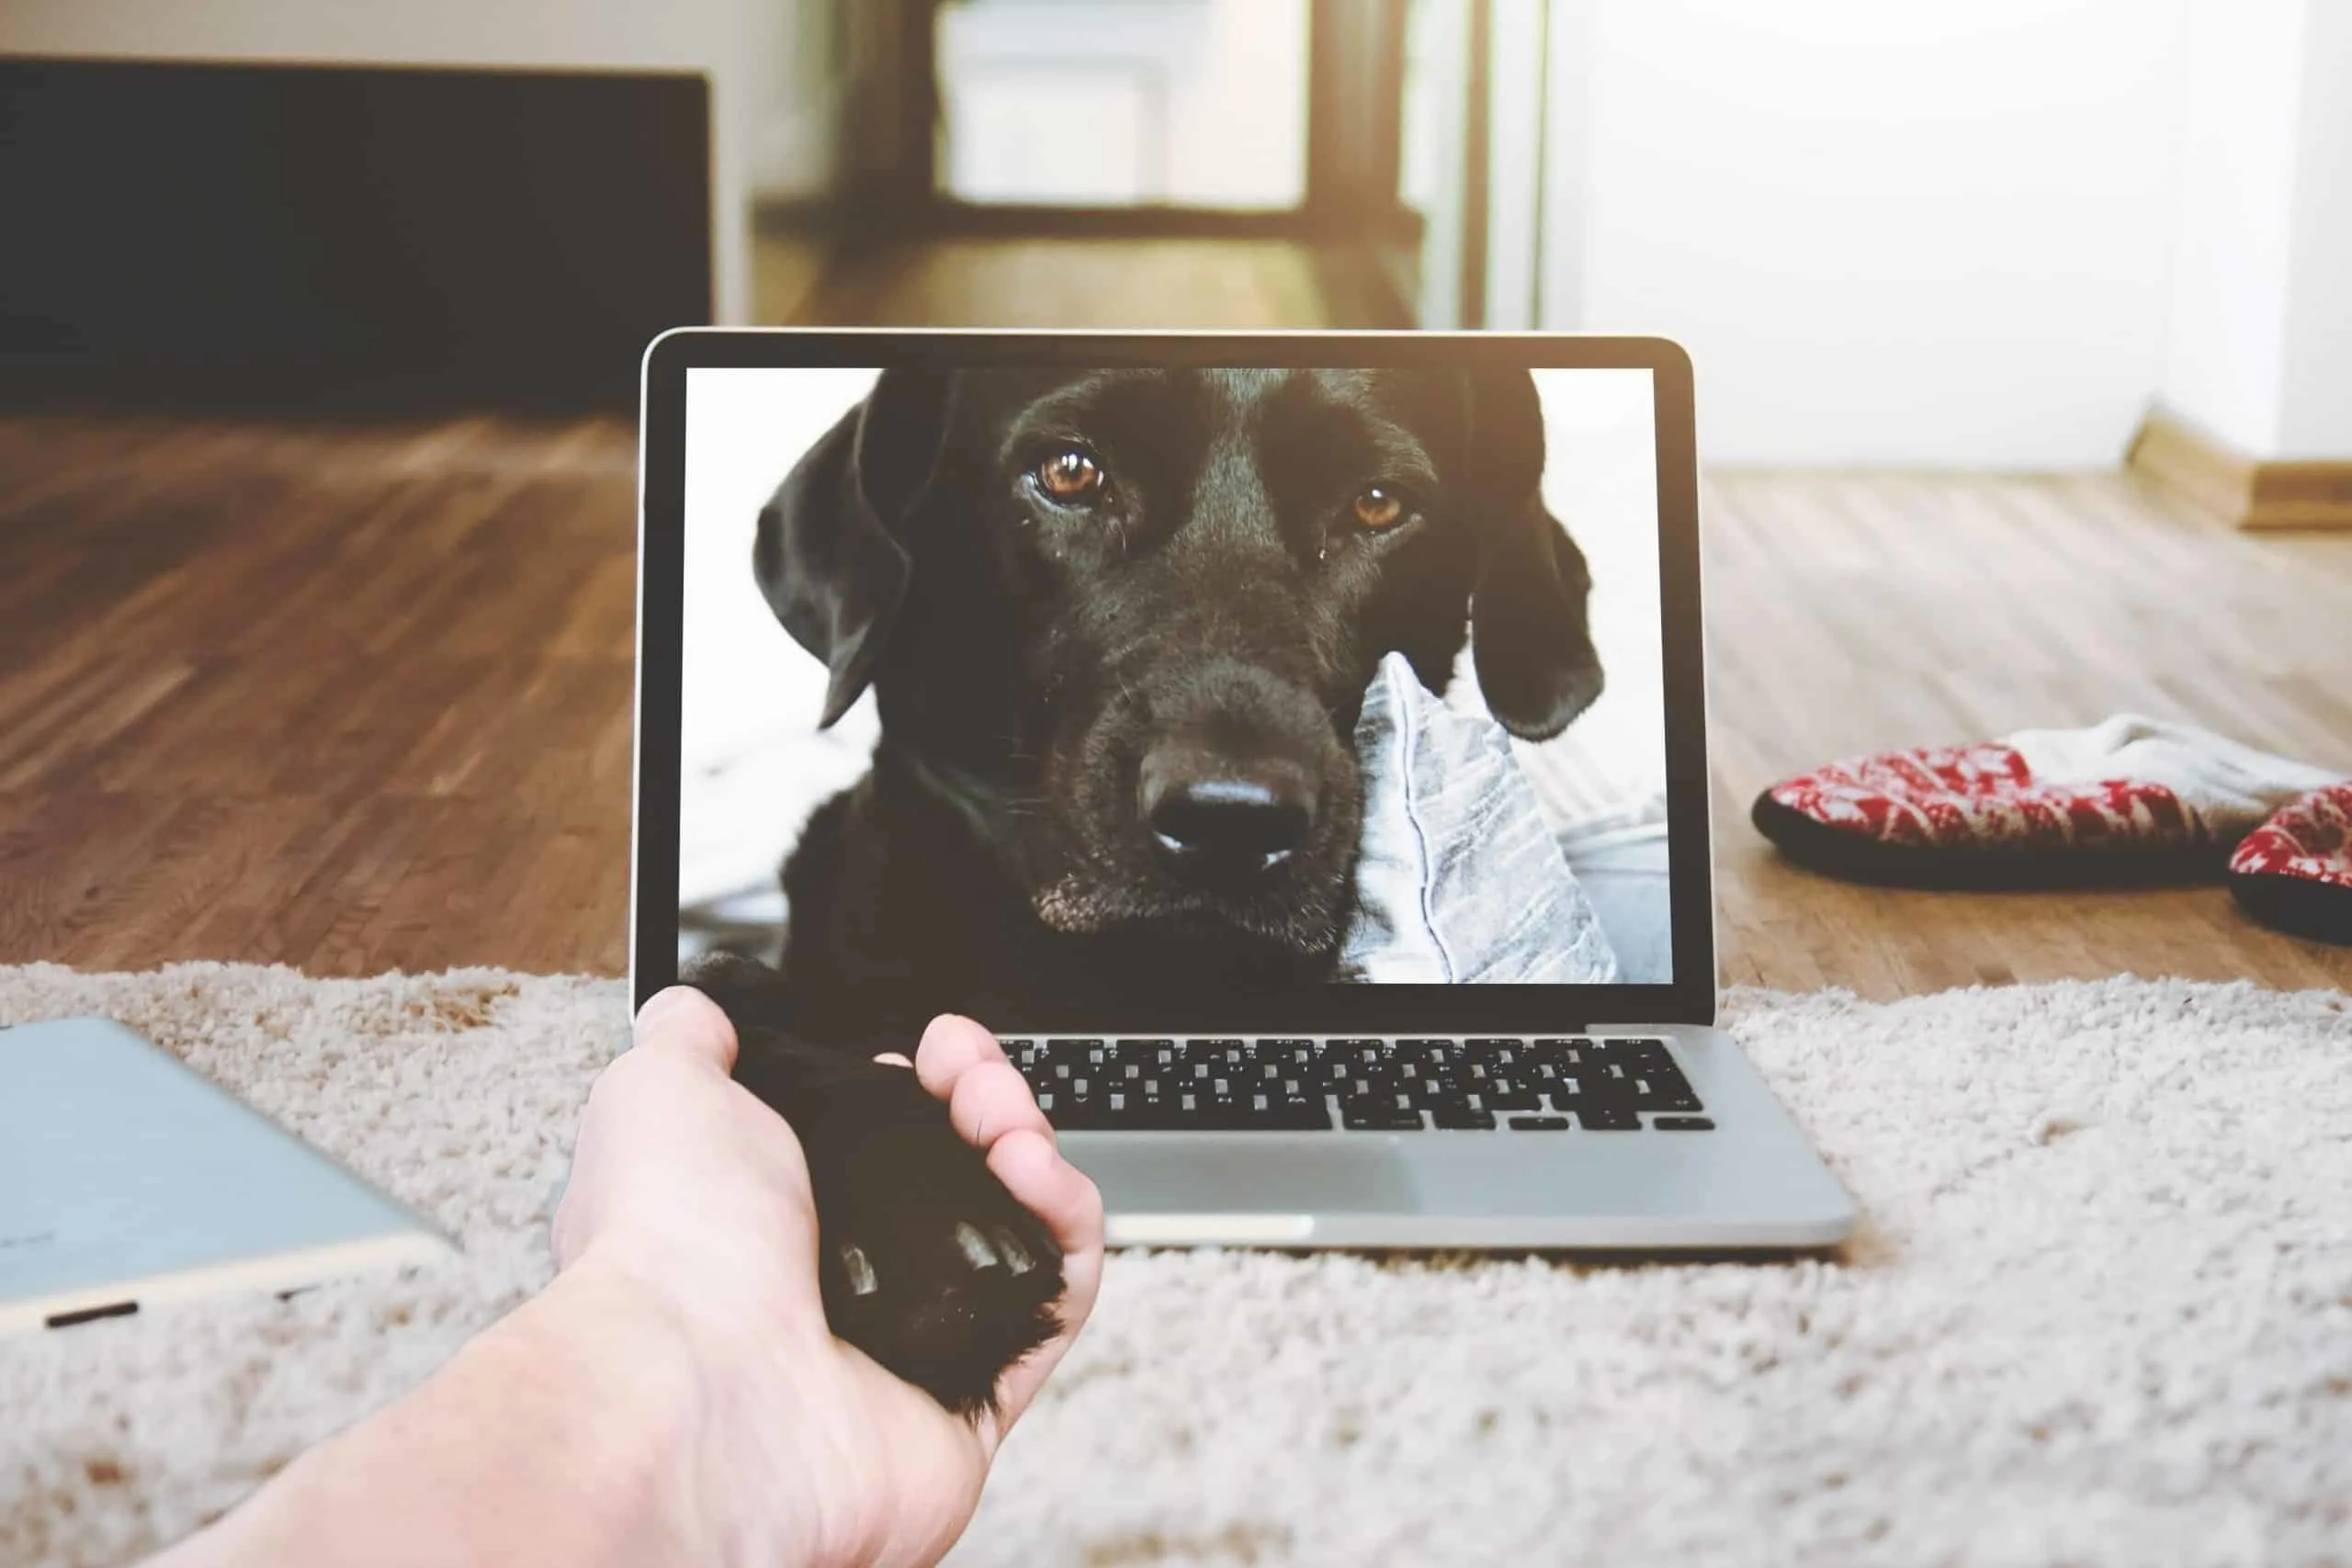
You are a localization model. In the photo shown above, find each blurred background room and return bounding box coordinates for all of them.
[3,0,2346,994]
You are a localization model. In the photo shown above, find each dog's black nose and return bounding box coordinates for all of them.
[1138,747,1318,881]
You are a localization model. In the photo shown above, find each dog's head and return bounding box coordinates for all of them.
[755,367,1601,964]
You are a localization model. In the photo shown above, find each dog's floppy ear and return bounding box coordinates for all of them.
[1462,369,1604,741]
[754,370,953,728]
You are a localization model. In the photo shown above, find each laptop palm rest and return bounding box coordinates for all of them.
[1063,1137,1419,1220]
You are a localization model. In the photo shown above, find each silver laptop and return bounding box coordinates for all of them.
[633,329,1855,1251]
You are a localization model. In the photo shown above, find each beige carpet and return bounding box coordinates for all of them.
[2,964,2346,1568]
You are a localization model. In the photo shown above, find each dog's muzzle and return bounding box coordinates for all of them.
[1137,738,1322,886]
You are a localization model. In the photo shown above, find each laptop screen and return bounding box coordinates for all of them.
[668,355,1686,1032]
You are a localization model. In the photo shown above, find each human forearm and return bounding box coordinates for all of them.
[142,991,1105,1568]
[150,1253,771,1568]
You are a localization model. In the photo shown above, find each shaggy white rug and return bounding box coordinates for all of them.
[1,965,2346,1568]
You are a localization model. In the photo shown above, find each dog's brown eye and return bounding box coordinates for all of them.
[1352,486,1407,530]
[1036,449,1105,501]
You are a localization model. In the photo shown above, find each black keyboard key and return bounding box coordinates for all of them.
[1431,1104,1497,1130]
[1341,1102,1425,1131]
[1630,1078,1704,1113]
[1593,1040,1706,1112]
[1037,1093,1108,1132]
[1577,1106,1642,1131]
[1654,1116,1716,1131]
[1508,1115,1572,1130]
[1041,1040,1109,1072]
[1484,1089,1543,1112]
[1243,1099,1329,1131]
[1278,1094,1333,1130]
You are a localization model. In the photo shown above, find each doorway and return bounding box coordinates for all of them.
[786,0,1506,330]
[936,0,1311,210]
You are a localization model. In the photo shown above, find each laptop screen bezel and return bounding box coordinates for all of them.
[632,329,1713,1029]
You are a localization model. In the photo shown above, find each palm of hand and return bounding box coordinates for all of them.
[551,991,1104,1568]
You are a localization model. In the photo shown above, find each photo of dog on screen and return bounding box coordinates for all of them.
[680,366,1673,1049]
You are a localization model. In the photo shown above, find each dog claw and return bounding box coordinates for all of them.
[841,1243,879,1296]
[954,1221,1000,1269]
[992,1225,1035,1275]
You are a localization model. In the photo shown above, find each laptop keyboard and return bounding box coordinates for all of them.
[1001,1037,1713,1134]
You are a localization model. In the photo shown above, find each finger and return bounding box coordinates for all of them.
[912,1013,1006,1099]
[946,1059,1053,1151]
[872,1051,913,1068]
[989,1128,1103,1264]
[632,987,738,1074]
[983,1129,1107,1430]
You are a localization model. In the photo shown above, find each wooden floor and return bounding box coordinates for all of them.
[0,413,639,976]
[3,235,2346,994]
[1703,468,2352,995]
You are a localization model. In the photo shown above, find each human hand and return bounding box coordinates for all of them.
[547,987,1106,1568]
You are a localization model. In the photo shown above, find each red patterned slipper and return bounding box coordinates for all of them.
[1753,716,2343,889]
[2228,784,2352,945]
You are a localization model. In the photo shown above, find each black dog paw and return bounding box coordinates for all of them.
[681,957,1066,1416]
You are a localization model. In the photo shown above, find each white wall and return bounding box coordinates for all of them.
[1549,0,2193,467]
[1480,0,1547,331]
[2154,0,2352,460]
[745,0,843,204]
[0,0,842,323]
[1401,0,1475,328]
[2275,0,2352,457]
[2157,0,2306,457]
[1529,0,2352,467]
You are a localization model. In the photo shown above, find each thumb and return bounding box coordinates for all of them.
[632,986,740,1075]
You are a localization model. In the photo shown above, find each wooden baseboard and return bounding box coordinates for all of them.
[2126,407,2352,530]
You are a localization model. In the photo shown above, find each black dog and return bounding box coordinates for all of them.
[695,367,1601,1412]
